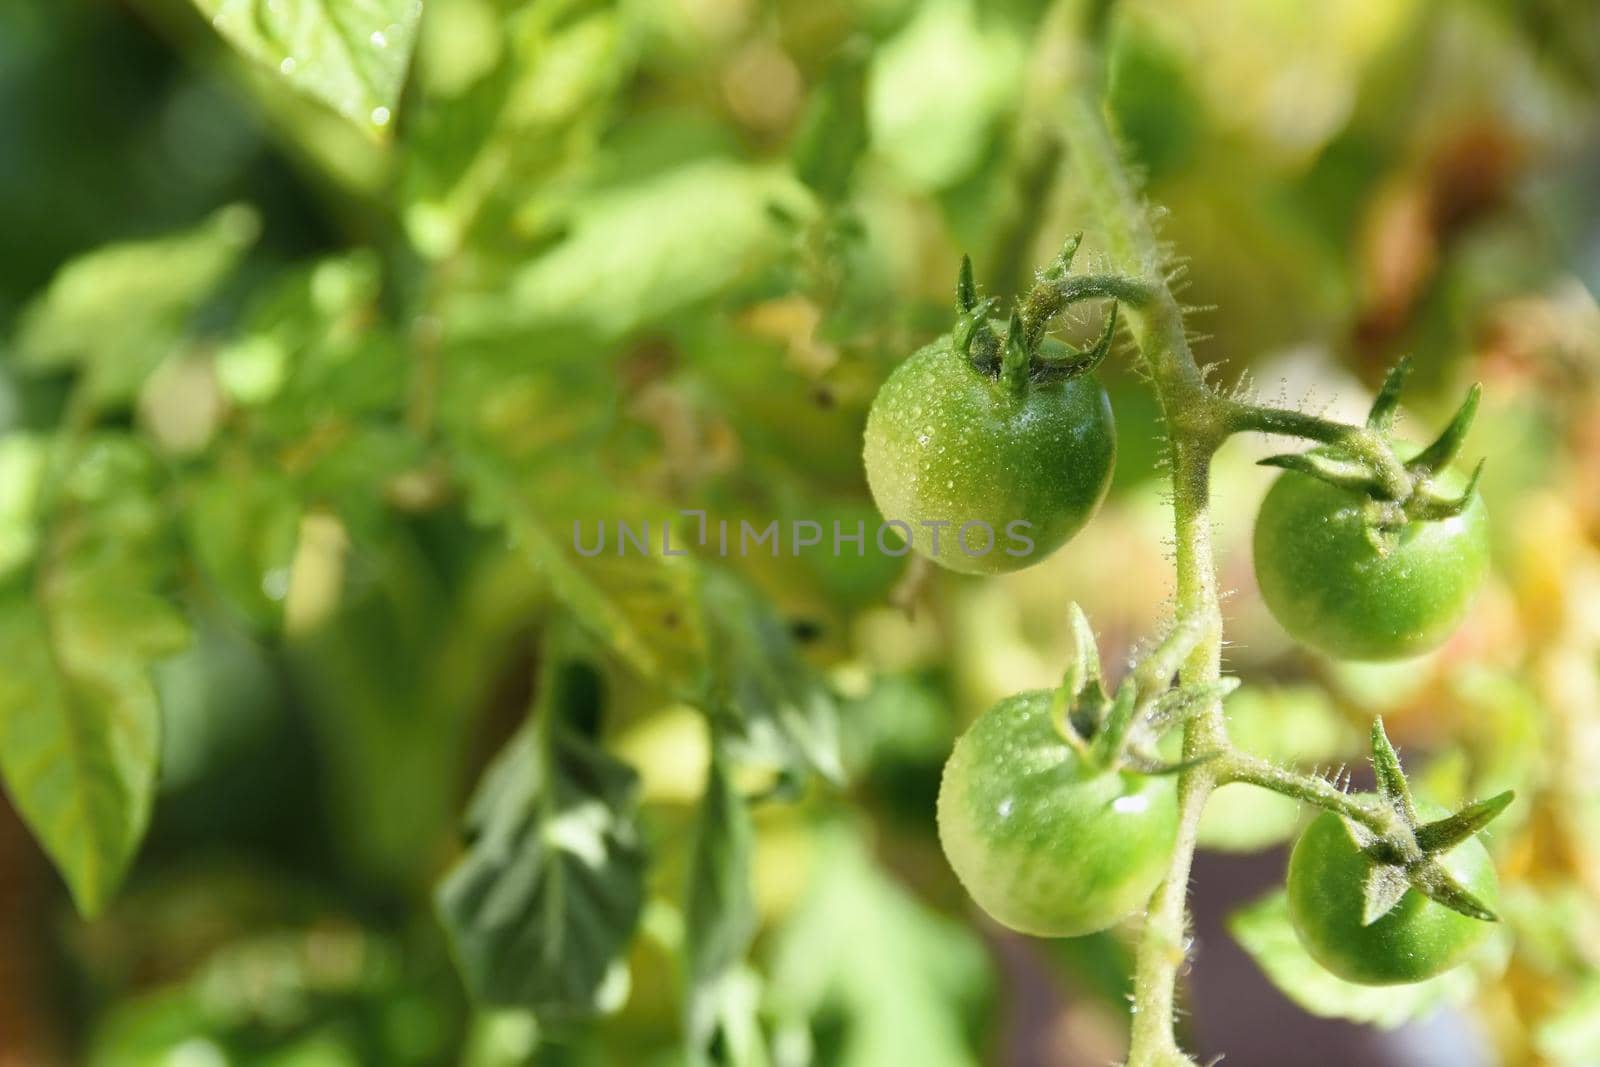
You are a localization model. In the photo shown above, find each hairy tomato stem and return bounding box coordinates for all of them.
[1022,3,1459,1061]
[1221,400,1412,498]
[1035,9,1223,1061]
[1220,754,1397,834]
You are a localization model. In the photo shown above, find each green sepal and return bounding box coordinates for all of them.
[1142,676,1240,736]
[1406,459,1485,523]
[1122,747,1224,776]
[1369,718,1419,826]
[1032,301,1118,383]
[1340,719,1508,925]
[1408,858,1498,922]
[1000,310,1030,397]
[1405,383,1481,477]
[953,298,999,361]
[1088,678,1139,769]
[1413,790,1514,854]
[1038,231,1083,282]
[1366,356,1412,432]
[1053,603,1107,748]
[952,255,1000,370]
[1268,364,1484,545]
[1360,862,1411,926]
[1258,449,1386,497]
[956,254,979,312]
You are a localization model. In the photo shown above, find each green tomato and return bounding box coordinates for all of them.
[1252,469,1489,660]
[1287,805,1498,986]
[937,690,1177,937]
[863,334,1115,574]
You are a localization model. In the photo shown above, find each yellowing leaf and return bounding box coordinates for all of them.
[0,438,188,916]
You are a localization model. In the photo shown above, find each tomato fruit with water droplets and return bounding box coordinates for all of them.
[937,690,1177,937]
[1287,805,1498,985]
[863,334,1115,574]
[1253,469,1489,660]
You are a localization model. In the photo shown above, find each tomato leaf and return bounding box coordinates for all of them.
[866,0,1022,192]
[1228,890,1499,1028]
[699,568,843,786]
[451,161,814,341]
[0,437,189,916]
[683,744,758,1056]
[767,828,990,1067]
[11,206,258,408]
[437,681,646,1014]
[0,434,48,582]
[191,0,420,136]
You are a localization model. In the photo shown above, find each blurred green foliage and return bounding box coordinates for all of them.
[1,0,1599,1065]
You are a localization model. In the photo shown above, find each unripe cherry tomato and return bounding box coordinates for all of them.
[937,690,1176,937]
[1253,469,1489,660]
[864,334,1115,574]
[1287,805,1498,985]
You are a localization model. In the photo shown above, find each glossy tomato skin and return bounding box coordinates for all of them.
[937,690,1177,937]
[864,334,1115,574]
[1253,469,1489,660]
[1287,805,1498,985]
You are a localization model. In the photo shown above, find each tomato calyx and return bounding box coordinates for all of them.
[1341,718,1514,925]
[953,237,1135,396]
[1050,604,1235,776]
[1258,357,1486,554]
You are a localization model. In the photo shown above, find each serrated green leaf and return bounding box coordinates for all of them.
[767,828,989,1067]
[1228,890,1490,1028]
[193,0,421,135]
[699,568,843,786]
[403,5,632,259]
[455,161,814,340]
[791,42,868,202]
[468,471,707,696]
[867,0,1022,191]
[11,206,258,408]
[0,437,188,916]
[441,326,708,700]
[437,678,646,1014]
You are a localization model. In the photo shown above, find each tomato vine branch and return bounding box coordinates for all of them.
[1015,1,1497,1062]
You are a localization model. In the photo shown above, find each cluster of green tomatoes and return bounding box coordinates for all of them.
[863,253,1502,986]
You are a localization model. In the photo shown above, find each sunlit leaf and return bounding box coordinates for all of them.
[403,4,633,258]
[700,568,843,786]
[0,433,47,581]
[440,326,710,699]
[0,437,188,915]
[10,205,259,407]
[767,828,989,1067]
[1228,890,1499,1028]
[454,161,814,340]
[193,0,421,135]
[867,0,1022,191]
[438,640,646,1013]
